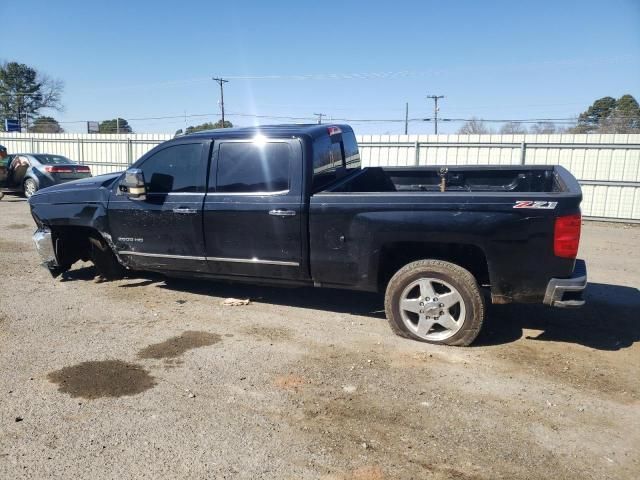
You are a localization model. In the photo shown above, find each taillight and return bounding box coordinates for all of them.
[76,166,91,173]
[327,126,342,136]
[44,166,74,173]
[554,213,581,258]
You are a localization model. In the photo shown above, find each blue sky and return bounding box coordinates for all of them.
[2,0,639,134]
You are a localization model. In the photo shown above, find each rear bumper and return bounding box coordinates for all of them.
[32,228,58,268]
[543,259,587,308]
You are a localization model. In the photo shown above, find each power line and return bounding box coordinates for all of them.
[16,112,636,128]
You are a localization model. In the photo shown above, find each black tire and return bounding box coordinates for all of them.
[88,235,125,280]
[23,178,37,198]
[384,259,484,346]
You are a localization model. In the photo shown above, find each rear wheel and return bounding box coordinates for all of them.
[23,178,37,198]
[384,259,484,346]
[88,235,125,280]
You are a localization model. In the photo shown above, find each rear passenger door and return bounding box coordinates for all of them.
[203,138,305,280]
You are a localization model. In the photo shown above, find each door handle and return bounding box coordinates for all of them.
[172,207,198,214]
[268,209,296,217]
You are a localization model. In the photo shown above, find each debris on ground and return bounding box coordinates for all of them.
[220,298,250,306]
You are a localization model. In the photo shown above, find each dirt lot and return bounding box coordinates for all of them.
[1,195,638,479]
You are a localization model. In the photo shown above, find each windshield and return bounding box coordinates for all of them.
[33,154,76,165]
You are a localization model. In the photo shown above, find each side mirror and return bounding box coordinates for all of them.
[119,168,147,200]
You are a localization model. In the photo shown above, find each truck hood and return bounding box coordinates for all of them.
[28,172,122,205]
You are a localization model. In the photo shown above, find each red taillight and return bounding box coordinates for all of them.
[76,166,91,173]
[554,213,581,258]
[44,166,74,173]
[327,126,342,136]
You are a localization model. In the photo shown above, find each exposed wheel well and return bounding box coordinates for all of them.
[50,225,103,268]
[378,242,490,291]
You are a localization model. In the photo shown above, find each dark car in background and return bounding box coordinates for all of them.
[0,154,92,198]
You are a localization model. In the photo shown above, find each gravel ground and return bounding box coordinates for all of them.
[1,195,638,479]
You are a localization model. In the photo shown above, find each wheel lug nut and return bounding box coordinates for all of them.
[439,303,444,307]
[425,297,430,301]
[434,298,438,302]
[439,311,444,315]
[420,302,424,306]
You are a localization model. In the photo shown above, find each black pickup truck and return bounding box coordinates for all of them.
[29,124,587,346]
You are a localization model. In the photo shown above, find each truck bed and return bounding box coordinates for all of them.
[323,165,570,194]
[309,165,582,301]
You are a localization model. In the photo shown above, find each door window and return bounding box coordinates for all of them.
[215,142,290,193]
[139,143,204,193]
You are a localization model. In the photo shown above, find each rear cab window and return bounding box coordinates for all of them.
[312,127,360,192]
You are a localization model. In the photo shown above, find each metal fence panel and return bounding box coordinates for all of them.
[1,132,638,221]
[357,134,640,222]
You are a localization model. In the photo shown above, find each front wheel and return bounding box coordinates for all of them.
[23,178,37,198]
[384,260,485,346]
[88,235,125,280]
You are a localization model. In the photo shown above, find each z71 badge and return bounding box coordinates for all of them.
[513,200,558,209]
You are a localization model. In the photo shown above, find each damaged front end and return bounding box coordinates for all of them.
[32,228,62,276]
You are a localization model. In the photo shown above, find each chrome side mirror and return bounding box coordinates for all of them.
[119,168,147,200]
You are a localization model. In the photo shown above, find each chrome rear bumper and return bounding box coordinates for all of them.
[543,259,587,308]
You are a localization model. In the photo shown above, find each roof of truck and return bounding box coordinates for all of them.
[183,123,353,140]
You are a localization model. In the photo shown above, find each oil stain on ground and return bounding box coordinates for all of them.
[7,223,30,230]
[47,360,156,399]
[137,331,221,360]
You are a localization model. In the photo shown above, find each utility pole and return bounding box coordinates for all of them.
[314,113,325,124]
[212,77,229,127]
[116,117,120,134]
[404,102,409,135]
[426,95,445,134]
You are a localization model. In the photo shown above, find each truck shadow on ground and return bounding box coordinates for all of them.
[478,282,640,351]
[160,276,388,319]
[62,267,638,351]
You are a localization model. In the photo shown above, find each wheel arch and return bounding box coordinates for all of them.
[376,241,491,292]
[49,225,124,272]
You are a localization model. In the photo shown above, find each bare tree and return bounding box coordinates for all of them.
[529,121,558,134]
[499,122,527,134]
[457,118,492,134]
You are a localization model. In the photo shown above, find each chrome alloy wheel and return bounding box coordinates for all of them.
[399,277,466,342]
[24,179,37,198]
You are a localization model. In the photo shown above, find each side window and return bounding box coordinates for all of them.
[215,142,290,193]
[139,143,204,193]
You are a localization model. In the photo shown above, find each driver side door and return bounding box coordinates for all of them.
[108,140,210,273]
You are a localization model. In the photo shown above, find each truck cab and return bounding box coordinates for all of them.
[107,125,357,284]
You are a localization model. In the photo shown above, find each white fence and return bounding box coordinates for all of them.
[1,132,639,222]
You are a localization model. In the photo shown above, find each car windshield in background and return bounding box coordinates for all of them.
[34,155,75,165]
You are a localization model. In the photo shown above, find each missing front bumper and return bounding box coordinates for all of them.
[543,259,587,308]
